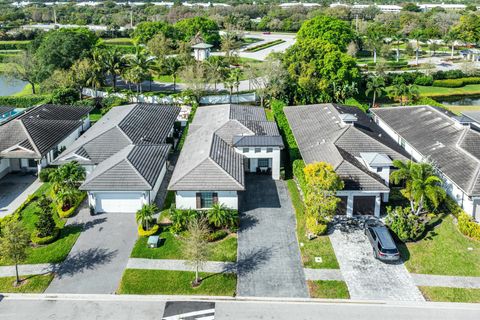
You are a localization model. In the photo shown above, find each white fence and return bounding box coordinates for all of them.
[82,88,257,105]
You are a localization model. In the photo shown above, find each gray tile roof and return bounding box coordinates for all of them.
[169,104,283,191]
[233,135,284,147]
[285,104,407,192]
[0,104,92,159]
[80,144,171,191]
[372,105,480,197]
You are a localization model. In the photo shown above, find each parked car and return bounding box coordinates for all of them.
[365,221,400,262]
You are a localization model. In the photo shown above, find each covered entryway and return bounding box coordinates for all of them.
[93,192,144,213]
[353,196,376,215]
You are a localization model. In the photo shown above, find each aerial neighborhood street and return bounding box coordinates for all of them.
[0,1,480,319]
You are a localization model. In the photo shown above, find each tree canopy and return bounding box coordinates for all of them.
[174,17,221,46]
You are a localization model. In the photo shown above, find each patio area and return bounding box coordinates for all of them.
[0,172,40,218]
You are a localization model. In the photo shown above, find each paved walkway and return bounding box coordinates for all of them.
[329,223,425,301]
[303,268,344,281]
[45,204,137,294]
[411,274,480,289]
[0,173,40,218]
[126,258,236,274]
[0,264,52,277]
[236,175,308,298]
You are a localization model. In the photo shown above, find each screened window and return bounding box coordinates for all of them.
[376,167,383,173]
[266,148,273,153]
[243,148,249,153]
[28,159,36,168]
[201,192,214,208]
[255,148,261,153]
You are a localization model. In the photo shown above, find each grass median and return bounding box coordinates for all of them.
[307,280,350,299]
[420,286,480,303]
[0,274,53,293]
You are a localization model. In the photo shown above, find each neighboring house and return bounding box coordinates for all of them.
[372,105,480,222]
[56,103,180,214]
[169,104,284,210]
[0,104,92,179]
[284,104,408,217]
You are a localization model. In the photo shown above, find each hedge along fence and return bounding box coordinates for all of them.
[293,159,307,196]
[0,95,51,108]
[432,77,480,88]
[271,99,300,161]
[443,196,480,241]
[246,39,285,52]
[0,41,30,51]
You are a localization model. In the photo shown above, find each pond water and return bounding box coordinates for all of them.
[437,96,480,106]
[0,75,28,96]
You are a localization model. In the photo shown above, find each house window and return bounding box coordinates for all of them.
[266,148,273,153]
[196,192,218,209]
[243,148,249,153]
[258,158,269,168]
[376,167,383,173]
[28,159,36,168]
[255,148,261,153]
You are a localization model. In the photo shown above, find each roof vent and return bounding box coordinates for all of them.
[339,113,358,125]
[140,136,151,143]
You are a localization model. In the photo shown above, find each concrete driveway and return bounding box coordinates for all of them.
[0,173,40,218]
[329,220,424,301]
[236,175,308,298]
[46,204,137,294]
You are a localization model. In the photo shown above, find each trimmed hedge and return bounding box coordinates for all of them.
[246,39,285,52]
[31,228,60,245]
[272,99,300,160]
[207,229,228,242]
[0,95,51,108]
[457,213,480,241]
[138,224,160,237]
[0,42,29,50]
[414,75,434,86]
[293,159,307,195]
[432,77,480,88]
[57,193,86,219]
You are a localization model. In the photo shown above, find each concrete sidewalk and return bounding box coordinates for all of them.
[411,273,480,289]
[126,258,236,274]
[303,268,344,281]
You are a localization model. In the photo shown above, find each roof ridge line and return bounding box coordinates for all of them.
[18,119,41,157]
[125,148,153,189]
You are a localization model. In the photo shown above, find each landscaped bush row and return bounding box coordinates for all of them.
[432,77,480,88]
[384,70,480,87]
[168,206,239,235]
[246,39,285,52]
[0,42,29,50]
[366,61,408,68]
[457,213,480,241]
[293,159,307,195]
[272,99,300,161]
[0,95,51,108]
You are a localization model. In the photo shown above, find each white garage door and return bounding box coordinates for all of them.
[95,192,144,213]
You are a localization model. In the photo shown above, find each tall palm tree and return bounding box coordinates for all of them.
[136,204,158,231]
[56,187,79,211]
[205,56,227,91]
[161,57,183,93]
[444,31,459,59]
[100,47,124,91]
[221,32,236,63]
[124,45,155,93]
[391,34,403,62]
[229,67,243,95]
[207,203,228,229]
[391,160,446,215]
[366,76,385,108]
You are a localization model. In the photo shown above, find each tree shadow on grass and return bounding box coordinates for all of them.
[51,247,118,279]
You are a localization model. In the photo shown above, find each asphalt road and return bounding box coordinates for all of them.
[0,295,479,320]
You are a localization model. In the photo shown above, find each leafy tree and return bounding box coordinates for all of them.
[35,28,98,80]
[452,14,480,45]
[365,22,385,64]
[68,58,99,99]
[296,15,355,51]
[174,17,221,46]
[180,62,209,101]
[56,187,80,211]
[387,77,419,105]
[49,162,86,193]
[133,21,177,44]
[303,162,344,227]
[385,206,425,242]
[35,196,56,238]
[0,220,29,286]
[160,57,183,93]
[98,47,125,91]
[181,217,210,286]
[136,204,158,231]
[147,32,174,60]
[366,75,385,108]
[402,3,421,12]
[4,51,42,94]
[390,160,446,215]
[249,55,289,107]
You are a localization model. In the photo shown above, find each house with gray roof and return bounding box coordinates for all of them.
[56,103,180,213]
[169,104,284,210]
[284,104,408,217]
[0,104,92,179]
[372,105,480,222]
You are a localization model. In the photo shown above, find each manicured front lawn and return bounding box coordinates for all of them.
[420,286,480,303]
[0,274,53,293]
[446,105,480,115]
[131,230,237,262]
[118,269,236,296]
[286,179,339,269]
[400,216,480,277]
[307,280,350,299]
[418,84,480,97]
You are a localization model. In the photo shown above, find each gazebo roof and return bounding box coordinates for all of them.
[191,42,213,49]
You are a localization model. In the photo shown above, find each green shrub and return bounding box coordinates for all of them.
[0,42,29,50]
[57,193,86,218]
[344,97,369,112]
[138,224,160,237]
[461,77,480,85]
[432,79,465,88]
[413,97,445,108]
[272,99,299,160]
[385,206,425,242]
[0,96,50,108]
[31,228,59,245]
[39,168,55,182]
[414,75,434,86]
[51,88,78,104]
[306,215,328,237]
[457,213,480,241]
[170,208,200,233]
[293,159,307,195]
[207,229,228,242]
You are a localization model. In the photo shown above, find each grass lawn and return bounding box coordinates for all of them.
[307,280,350,299]
[418,84,480,97]
[12,84,33,97]
[399,215,480,277]
[0,274,53,293]
[286,179,339,269]
[420,286,480,303]
[131,230,237,262]
[0,183,82,266]
[445,105,480,115]
[118,269,236,295]
[265,108,274,121]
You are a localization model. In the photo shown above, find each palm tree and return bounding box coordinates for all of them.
[227,68,243,101]
[49,162,85,193]
[391,160,446,215]
[366,76,385,108]
[136,204,158,231]
[100,47,124,91]
[444,31,459,59]
[161,57,182,93]
[411,29,425,66]
[387,77,419,105]
[124,45,155,93]
[56,187,79,211]
[207,203,228,228]
[391,34,403,62]
[221,31,236,63]
[366,26,384,64]
[205,56,227,91]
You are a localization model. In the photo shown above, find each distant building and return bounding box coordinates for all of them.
[330,2,402,13]
[417,3,467,11]
[192,42,213,61]
[279,2,321,9]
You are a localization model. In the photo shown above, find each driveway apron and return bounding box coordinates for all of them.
[237,175,308,298]
[329,225,424,301]
[46,205,137,294]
